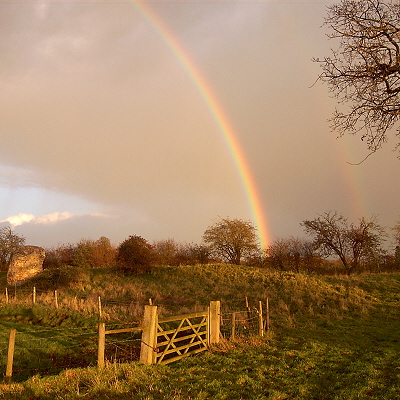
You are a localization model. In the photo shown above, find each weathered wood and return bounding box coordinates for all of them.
[158,311,208,324]
[97,323,106,369]
[157,340,207,362]
[98,296,102,319]
[265,298,270,331]
[209,301,221,344]
[245,296,251,322]
[157,324,208,346]
[258,300,264,337]
[158,334,207,354]
[157,331,207,349]
[157,319,207,337]
[156,310,209,364]
[54,290,59,309]
[159,346,207,365]
[231,312,236,340]
[5,329,16,383]
[140,305,158,365]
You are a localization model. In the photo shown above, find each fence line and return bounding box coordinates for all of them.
[2,297,270,382]
[1,286,143,320]
[2,288,271,332]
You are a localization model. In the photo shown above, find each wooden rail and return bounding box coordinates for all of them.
[98,323,143,368]
[139,301,221,365]
[156,313,209,365]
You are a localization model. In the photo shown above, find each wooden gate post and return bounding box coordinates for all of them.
[140,305,158,365]
[5,329,16,383]
[97,323,106,369]
[209,301,221,345]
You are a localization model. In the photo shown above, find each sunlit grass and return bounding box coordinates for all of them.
[0,267,399,398]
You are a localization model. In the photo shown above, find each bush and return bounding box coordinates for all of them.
[43,245,76,269]
[73,237,116,269]
[117,235,155,274]
[21,267,90,290]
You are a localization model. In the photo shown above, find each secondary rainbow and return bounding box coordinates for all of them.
[131,1,271,248]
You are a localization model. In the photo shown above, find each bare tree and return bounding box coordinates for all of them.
[392,220,400,266]
[301,211,385,274]
[0,227,25,269]
[314,0,400,153]
[267,237,320,272]
[203,217,259,265]
[393,220,400,244]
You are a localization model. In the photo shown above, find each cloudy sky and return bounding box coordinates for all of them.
[1,0,399,249]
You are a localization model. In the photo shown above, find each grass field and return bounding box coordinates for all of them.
[0,266,399,399]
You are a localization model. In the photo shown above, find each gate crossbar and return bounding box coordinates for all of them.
[156,313,208,365]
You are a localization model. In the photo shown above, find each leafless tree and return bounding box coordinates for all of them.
[267,237,320,272]
[314,0,400,154]
[0,227,25,269]
[301,211,386,274]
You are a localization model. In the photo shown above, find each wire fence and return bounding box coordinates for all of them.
[0,291,270,381]
[1,286,143,322]
[0,321,145,382]
[220,309,261,339]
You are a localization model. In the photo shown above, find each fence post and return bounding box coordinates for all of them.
[5,329,16,383]
[97,323,106,369]
[5,288,8,305]
[258,301,264,337]
[32,286,36,305]
[209,301,221,345]
[265,298,270,331]
[98,296,102,319]
[231,312,236,340]
[140,305,158,365]
[54,290,59,309]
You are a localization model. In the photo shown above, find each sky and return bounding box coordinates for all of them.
[0,0,399,250]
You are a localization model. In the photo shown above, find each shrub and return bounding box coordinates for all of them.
[73,237,116,269]
[117,235,155,274]
[43,244,76,269]
[23,267,90,290]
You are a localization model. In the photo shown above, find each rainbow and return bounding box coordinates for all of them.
[130,1,271,248]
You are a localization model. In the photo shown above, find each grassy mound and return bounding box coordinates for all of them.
[0,267,398,398]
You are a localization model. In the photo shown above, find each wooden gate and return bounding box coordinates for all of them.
[156,311,208,365]
[139,301,220,365]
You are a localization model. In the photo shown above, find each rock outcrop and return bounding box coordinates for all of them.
[7,246,46,285]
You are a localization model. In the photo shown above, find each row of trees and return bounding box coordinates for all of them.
[43,237,212,271]
[1,212,399,275]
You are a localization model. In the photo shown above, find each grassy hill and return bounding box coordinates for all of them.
[0,265,399,399]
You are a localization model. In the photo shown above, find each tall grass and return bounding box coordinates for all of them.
[1,265,375,323]
[0,265,397,399]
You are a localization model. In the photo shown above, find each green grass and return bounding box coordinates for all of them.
[0,267,399,398]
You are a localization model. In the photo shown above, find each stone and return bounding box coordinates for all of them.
[7,246,46,285]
